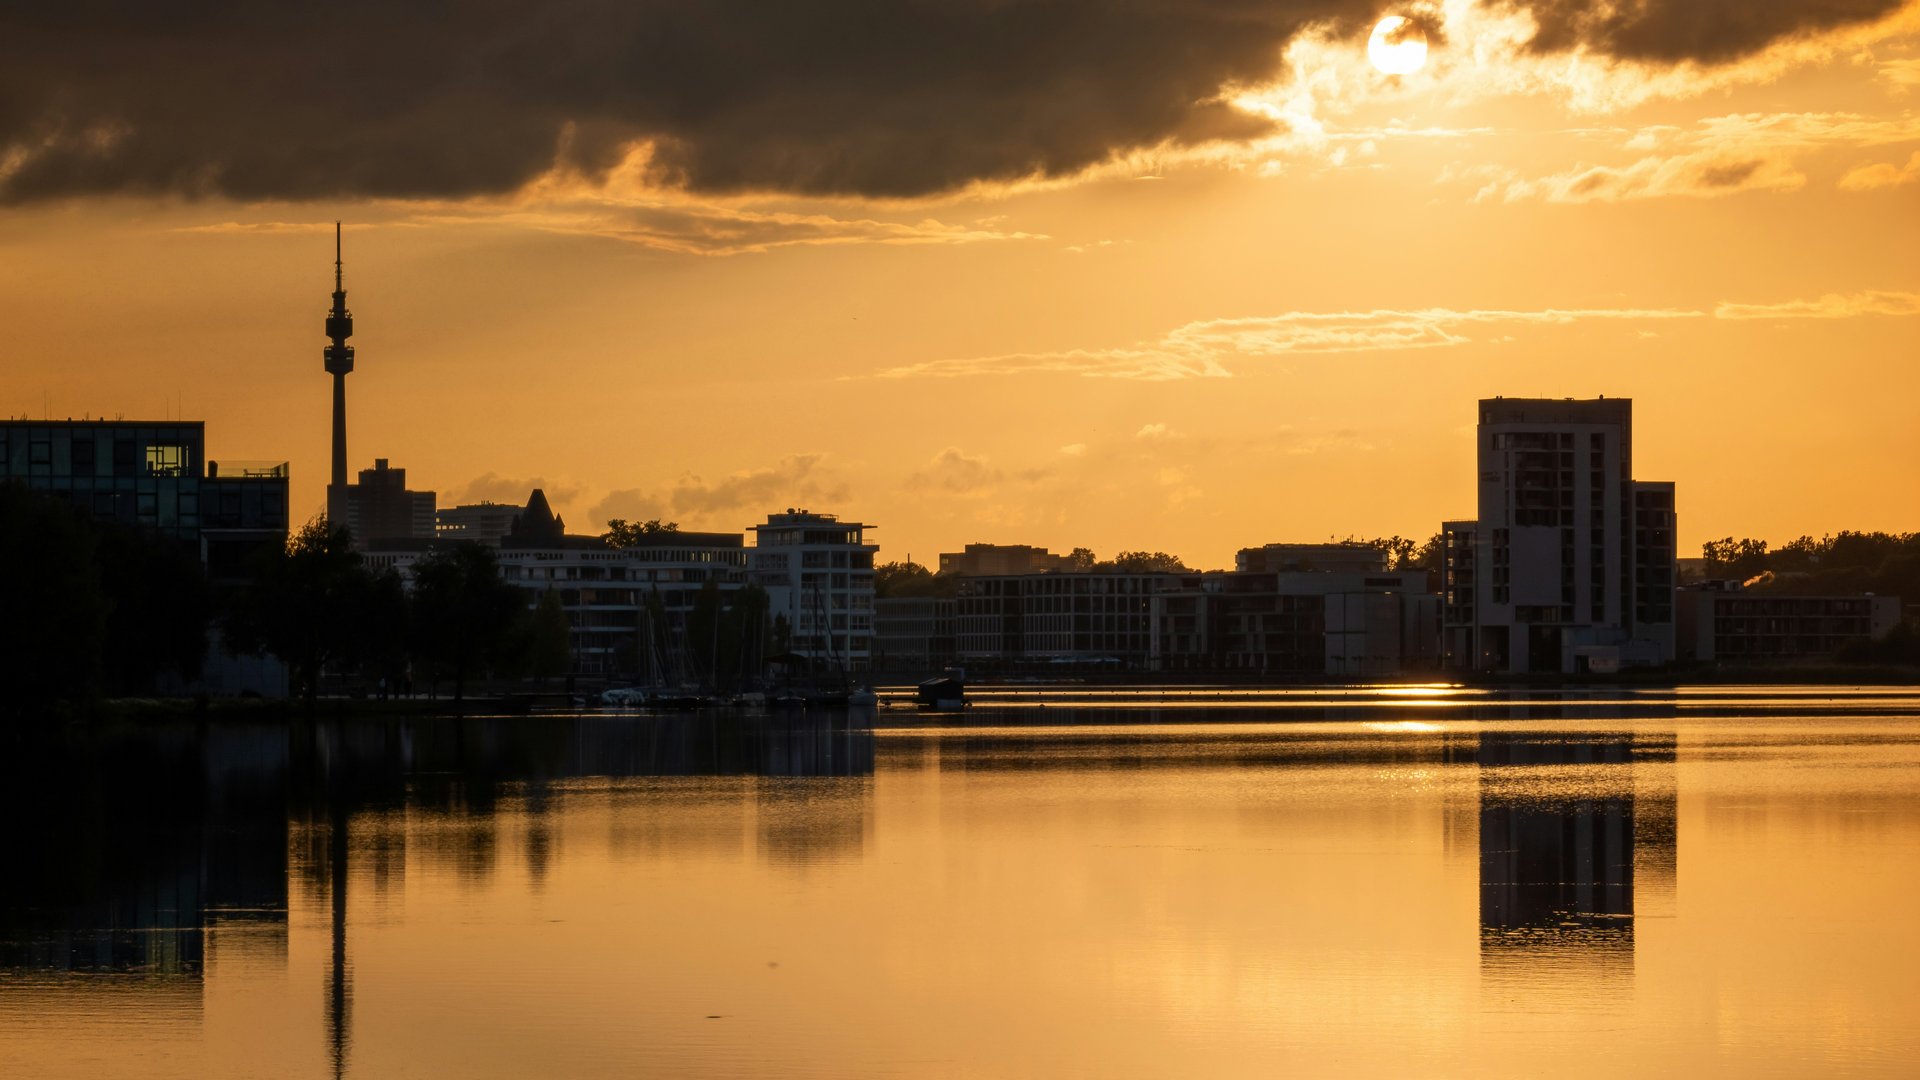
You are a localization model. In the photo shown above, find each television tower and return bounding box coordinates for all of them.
[323,222,355,529]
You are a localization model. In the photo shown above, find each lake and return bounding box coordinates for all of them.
[3,685,1918,1078]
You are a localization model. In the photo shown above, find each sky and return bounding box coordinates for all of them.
[2,0,1917,569]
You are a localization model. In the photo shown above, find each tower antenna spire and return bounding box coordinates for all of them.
[323,221,356,532]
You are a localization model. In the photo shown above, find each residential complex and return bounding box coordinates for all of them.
[749,511,879,670]
[1441,398,1677,675]
[1677,585,1900,664]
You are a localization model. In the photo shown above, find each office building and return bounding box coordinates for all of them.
[1440,397,1677,674]
[1236,543,1388,575]
[0,419,288,583]
[1152,568,1439,676]
[437,501,520,546]
[749,511,878,670]
[1677,585,1900,664]
[939,543,1077,577]
[343,458,436,546]
[873,597,958,668]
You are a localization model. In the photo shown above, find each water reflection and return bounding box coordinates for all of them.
[0,725,289,977]
[1471,732,1677,979]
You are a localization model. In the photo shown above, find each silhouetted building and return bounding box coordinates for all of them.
[1677,585,1900,664]
[957,571,1179,668]
[367,495,752,678]
[750,510,878,670]
[503,488,569,547]
[1441,397,1677,674]
[0,419,288,584]
[1152,569,1440,676]
[1236,542,1387,575]
[343,458,435,547]
[950,564,1439,675]
[500,527,749,677]
[874,597,958,667]
[939,543,1076,576]
[436,501,519,545]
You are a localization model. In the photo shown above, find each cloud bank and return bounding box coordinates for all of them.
[3,1,1911,204]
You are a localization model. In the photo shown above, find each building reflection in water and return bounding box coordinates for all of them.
[0,724,291,980]
[1471,731,1677,979]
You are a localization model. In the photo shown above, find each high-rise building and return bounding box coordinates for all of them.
[343,459,436,546]
[749,511,878,670]
[1440,397,1676,674]
[322,223,354,530]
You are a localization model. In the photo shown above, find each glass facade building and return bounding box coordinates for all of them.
[1,420,289,581]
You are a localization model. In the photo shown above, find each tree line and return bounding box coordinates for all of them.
[0,483,569,712]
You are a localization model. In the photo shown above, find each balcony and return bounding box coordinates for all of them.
[209,460,290,479]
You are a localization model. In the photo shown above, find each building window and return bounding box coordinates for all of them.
[29,440,51,466]
[72,439,95,468]
[145,443,187,477]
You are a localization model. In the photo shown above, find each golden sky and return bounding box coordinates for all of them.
[2,1,1916,568]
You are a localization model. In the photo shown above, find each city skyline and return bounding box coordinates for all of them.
[3,2,1917,569]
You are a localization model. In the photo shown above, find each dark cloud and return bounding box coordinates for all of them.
[0,2,1900,205]
[0,0,1365,203]
[1512,0,1905,65]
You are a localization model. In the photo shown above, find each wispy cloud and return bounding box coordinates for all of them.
[171,185,1045,257]
[585,453,848,528]
[877,290,1920,380]
[876,306,1699,381]
[1714,290,1920,319]
[1838,150,1920,189]
[449,472,586,508]
[907,447,1003,496]
[1473,111,1920,203]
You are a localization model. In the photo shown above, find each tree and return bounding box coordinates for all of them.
[529,589,572,685]
[94,523,212,695]
[225,517,384,706]
[0,484,107,709]
[409,542,527,705]
[874,560,955,598]
[1066,547,1097,571]
[1109,551,1191,573]
[1702,537,1770,581]
[602,518,679,548]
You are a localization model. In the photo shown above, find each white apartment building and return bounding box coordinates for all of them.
[748,511,878,670]
[1442,397,1676,675]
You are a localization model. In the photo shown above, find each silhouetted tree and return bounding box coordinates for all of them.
[0,484,107,708]
[409,542,527,705]
[1702,537,1771,580]
[225,517,383,707]
[1108,551,1191,573]
[601,518,678,548]
[1066,547,1097,571]
[94,523,212,695]
[529,589,571,685]
[875,560,956,598]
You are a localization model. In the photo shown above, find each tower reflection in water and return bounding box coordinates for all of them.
[0,713,875,1078]
[1473,731,1677,979]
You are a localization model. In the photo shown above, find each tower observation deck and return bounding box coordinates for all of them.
[324,223,355,527]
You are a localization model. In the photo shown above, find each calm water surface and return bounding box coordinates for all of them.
[3,686,1919,1078]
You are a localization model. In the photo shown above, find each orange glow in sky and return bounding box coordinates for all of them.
[1,3,1916,566]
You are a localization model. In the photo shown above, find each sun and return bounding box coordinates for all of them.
[1367,15,1428,76]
